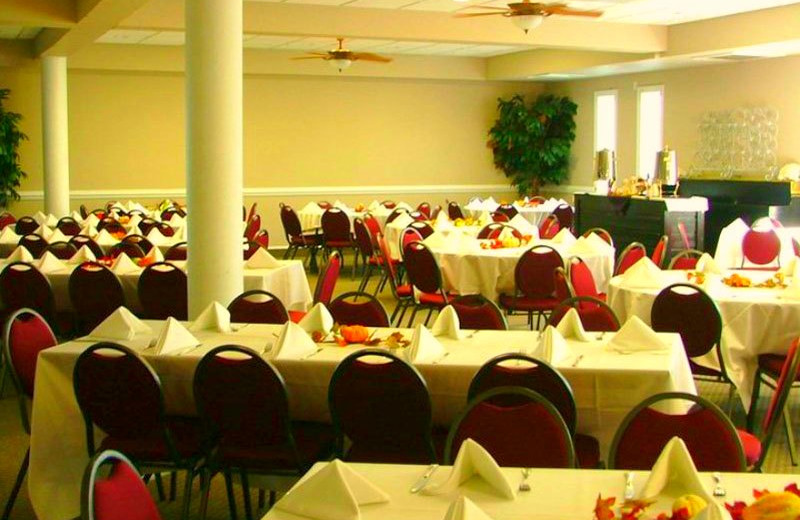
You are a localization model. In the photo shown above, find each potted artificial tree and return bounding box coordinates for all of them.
[0,88,27,209]
[488,93,577,195]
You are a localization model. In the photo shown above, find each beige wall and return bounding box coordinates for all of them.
[546,55,800,193]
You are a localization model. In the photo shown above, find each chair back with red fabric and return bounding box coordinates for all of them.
[82,450,162,520]
[566,257,602,300]
[363,214,382,243]
[56,216,82,236]
[321,208,352,246]
[449,295,507,330]
[477,223,504,239]
[164,241,187,261]
[615,242,646,275]
[403,242,446,298]
[69,235,105,258]
[138,262,188,320]
[376,234,404,296]
[0,262,56,325]
[97,218,125,235]
[160,207,179,222]
[651,283,721,359]
[0,211,16,230]
[353,218,375,259]
[496,204,518,220]
[138,218,158,236]
[609,392,746,471]
[329,349,437,463]
[108,241,145,259]
[69,262,126,334]
[246,202,258,224]
[317,201,332,210]
[386,207,409,224]
[279,204,304,242]
[742,228,781,267]
[793,237,800,257]
[254,229,269,249]
[400,227,424,260]
[155,222,175,238]
[381,200,396,209]
[228,290,289,324]
[45,241,78,260]
[553,266,574,302]
[553,204,573,231]
[447,201,465,220]
[79,205,90,219]
[651,235,669,268]
[409,221,434,239]
[121,234,153,254]
[314,251,341,305]
[582,228,614,247]
[514,245,563,299]
[490,211,509,223]
[538,214,560,239]
[19,233,48,258]
[407,211,426,222]
[243,240,263,260]
[329,291,390,327]
[446,386,575,468]
[14,216,38,235]
[244,214,261,242]
[416,202,432,219]
[667,249,703,270]
[547,296,620,332]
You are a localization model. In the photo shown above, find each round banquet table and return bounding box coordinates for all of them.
[429,239,615,301]
[607,269,800,409]
[297,205,397,232]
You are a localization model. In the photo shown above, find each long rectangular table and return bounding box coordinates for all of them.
[28,322,694,520]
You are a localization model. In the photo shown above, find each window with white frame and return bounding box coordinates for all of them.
[594,90,617,154]
[636,85,664,179]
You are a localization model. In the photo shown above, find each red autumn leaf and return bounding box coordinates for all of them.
[594,494,616,520]
[726,501,747,520]
[753,489,770,499]
[785,483,800,497]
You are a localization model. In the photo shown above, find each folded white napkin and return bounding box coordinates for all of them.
[724,217,750,237]
[48,228,69,244]
[508,214,536,237]
[33,211,48,225]
[127,215,142,230]
[422,439,515,500]
[69,245,97,264]
[45,214,58,227]
[434,210,453,230]
[333,199,347,209]
[638,437,711,500]
[270,321,318,360]
[34,224,54,240]
[111,253,141,274]
[189,302,232,333]
[567,236,603,256]
[367,200,381,212]
[464,199,483,211]
[405,324,446,364]
[69,210,84,223]
[245,247,281,269]
[585,232,613,253]
[276,459,389,520]
[80,223,98,238]
[422,232,447,249]
[395,202,414,212]
[696,253,723,275]
[555,308,592,342]
[443,496,495,520]
[85,214,100,228]
[90,306,152,340]
[484,197,498,208]
[477,211,492,227]
[146,227,169,246]
[0,226,19,244]
[298,303,335,335]
[154,317,200,355]
[94,229,116,246]
[168,213,185,227]
[607,316,670,353]
[551,228,576,246]
[392,212,414,229]
[432,305,464,340]
[6,245,33,263]
[36,251,67,273]
[142,245,164,264]
[532,326,572,364]
[620,257,665,289]
[779,255,798,276]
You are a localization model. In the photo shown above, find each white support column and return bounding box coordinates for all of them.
[41,56,70,217]
[185,0,244,318]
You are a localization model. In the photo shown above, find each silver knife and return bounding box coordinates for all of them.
[410,464,439,493]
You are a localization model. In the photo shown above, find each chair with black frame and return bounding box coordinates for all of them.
[14,216,38,235]
[553,204,574,233]
[353,218,380,294]
[138,262,188,320]
[321,208,359,277]
[97,217,125,235]
[228,290,289,325]
[56,216,82,236]
[447,201,465,220]
[0,211,16,231]
[614,242,646,276]
[287,252,342,323]
[329,349,441,464]
[18,233,48,258]
[138,217,159,236]
[279,203,321,266]
[448,295,508,330]
[122,234,154,255]
[69,235,105,259]
[403,241,456,326]
[0,262,58,332]
[194,345,334,520]
[73,343,207,520]
[81,450,163,520]
[547,296,620,333]
[108,241,145,259]
[417,202,432,219]
[667,249,704,270]
[498,245,563,330]
[566,256,606,302]
[69,262,126,335]
[375,234,414,325]
[328,291,390,327]
[165,241,188,261]
[495,203,518,221]
[44,241,78,260]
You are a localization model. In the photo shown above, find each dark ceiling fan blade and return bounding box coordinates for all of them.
[454,11,510,17]
[353,52,393,63]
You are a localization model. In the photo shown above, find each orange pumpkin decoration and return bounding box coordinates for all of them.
[340,325,369,344]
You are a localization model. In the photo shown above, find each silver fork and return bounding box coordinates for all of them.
[518,468,531,492]
[624,472,635,500]
[712,472,726,497]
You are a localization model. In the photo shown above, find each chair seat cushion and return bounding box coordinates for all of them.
[396,284,413,298]
[418,292,458,307]
[217,421,334,471]
[325,240,353,248]
[758,354,799,379]
[99,416,204,463]
[737,428,761,467]
[690,360,724,378]
[575,434,601,469]
[291,235,319,246]
[498,293,559,312]
[289,310,306,323]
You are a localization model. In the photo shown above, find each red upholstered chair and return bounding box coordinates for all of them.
[399,227,424,261]
[56,216,82,236]
[138,218,159,236]
[329,291,390,327]
[246,202,258,224]
[582,227,614,247]
[416,202,432,219]
[228,290,289,324]
[667,249,703,270]
[329,349,439,463]
[253,229,269,249]
[108,241,145,259]
[553,204,574,232]
[477,223,522,240]
[160,207,181,222]
[0,262,57,329]
[553,266,574,302]
[566,256,606,301]
[490,211,509,223]
[69,262,126,334]
[376,234,414,325]
[18,233,48,258]
[496,204,518,220]
[403,241,455,326]
[317,200,332,210]
[81,450,162,520]
[449,295,508,331]
[614,242,646,275]
[386,207,409,224]
[243,240,263,260]
[155,222,176,238]
[2,309,57,520]
[408,211,427,222]
[97,217,125,235]
[651,235,669,268]
[651,283,735,410]
[547,296,620,332]
[467,354,599,468]
[538,214,560,239]
[447,201,465,220]
[0,211,16,231]
[279,203,321,264]
[194,346,334,519]
[363,213,382,244]
[353,218,381,294]
[138,262,188,320]
[609,392,746,472]
[14,216,38,235]
[321,208,358,276]
[498,245,563,330]
[69,235,105,258]
[408,221,434,239]
[164,241,188,261]
[742,228,781,268]
[74,343,206,520]
[122,234,154,254]
[381,200,397,209]
[446,387,576,468]
[288,251,343,323]
[243,214,261,242]
[79,205,90,219]
[44,241,78,260]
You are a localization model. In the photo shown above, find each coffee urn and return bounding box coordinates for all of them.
[655,146,678,196]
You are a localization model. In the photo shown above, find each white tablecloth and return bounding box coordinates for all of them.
[29,324,694,520]
[431,240,615,301]
[607,269,800,408]
[0,259,312,312]
[297,205,393,233]
[0,229,183,257]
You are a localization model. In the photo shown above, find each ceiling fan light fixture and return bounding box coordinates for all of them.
[329,58,352,72]
[511,13,544,33]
